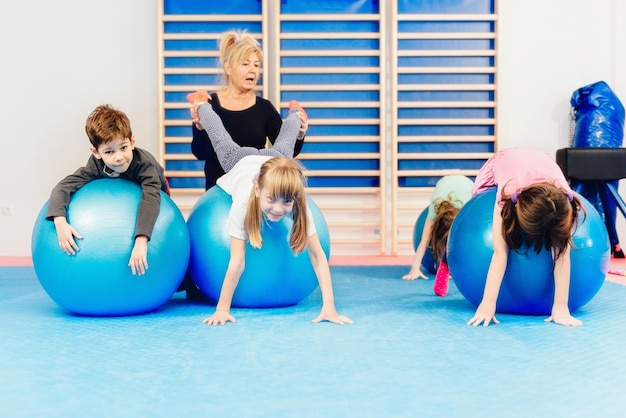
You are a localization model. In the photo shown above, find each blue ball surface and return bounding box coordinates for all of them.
[447,188,609,315]
[412,209,437,274]
[187,185,330,308]
[31,179,190,316]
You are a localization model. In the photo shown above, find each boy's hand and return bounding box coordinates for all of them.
[129,236,149,275]
[53,216,82,255]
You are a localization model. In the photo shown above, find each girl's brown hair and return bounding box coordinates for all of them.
[500,183,585,262]
[244,158,308,254]
[430,196,463,262]
[85,105,132,148]
[218,30,263,86]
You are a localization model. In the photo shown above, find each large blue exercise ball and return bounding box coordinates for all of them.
[447,187,609,315]
[31,178,190,316]
[412,209,437,274]
[187,185,330,308]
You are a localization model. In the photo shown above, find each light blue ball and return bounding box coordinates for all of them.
[31,179,190,316]
[412,209,437,274]
[447,187,609,315]
[187,185,330,308]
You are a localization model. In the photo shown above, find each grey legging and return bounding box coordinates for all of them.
[196,103,301,173]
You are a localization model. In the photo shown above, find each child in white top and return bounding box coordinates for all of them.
[187,90,352,326]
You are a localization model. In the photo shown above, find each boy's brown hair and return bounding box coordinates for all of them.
[85,105,133,149]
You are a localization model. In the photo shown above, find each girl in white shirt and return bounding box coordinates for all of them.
[187,91,352,326]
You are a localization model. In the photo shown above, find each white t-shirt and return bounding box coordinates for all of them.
[216,155,317,240]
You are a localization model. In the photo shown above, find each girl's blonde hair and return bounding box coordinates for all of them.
[218,30,263,86]
[430,196,463,263]
[500,183,585,262]
[244,158,309,254]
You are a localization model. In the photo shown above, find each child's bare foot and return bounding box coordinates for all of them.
[288,100,308,139]
[288,100,304,113]
[186,90,210,104]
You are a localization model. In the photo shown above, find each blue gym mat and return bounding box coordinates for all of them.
[1,265,625,418]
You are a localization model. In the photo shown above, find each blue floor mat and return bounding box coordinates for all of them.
[1,266,625,418]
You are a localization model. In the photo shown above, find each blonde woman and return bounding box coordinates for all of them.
[190,29,308,190]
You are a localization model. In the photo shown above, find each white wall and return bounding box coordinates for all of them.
[497,0,623,150]
[497,0,626,242]
[0,0,158,256]
[1,0,625,256]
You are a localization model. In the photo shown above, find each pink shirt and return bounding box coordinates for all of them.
[471,148,572,206]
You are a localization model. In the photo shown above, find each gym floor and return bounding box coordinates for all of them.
[1,256,626,417]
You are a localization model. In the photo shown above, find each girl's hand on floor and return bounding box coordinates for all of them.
[402,269,428,280]
[203,310,236,326]
[312,306,353,325]
[545,304,582,326]
[467,301,499,327]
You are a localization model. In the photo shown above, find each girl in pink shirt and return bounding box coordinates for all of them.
[467,148,586,327]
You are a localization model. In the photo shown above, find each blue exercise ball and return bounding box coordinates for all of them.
[412,209,437,274]
[447,187,609,315]
[187,185,330,308]
[31,178,190,316]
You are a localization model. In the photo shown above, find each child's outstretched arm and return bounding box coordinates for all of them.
[545,245,582,326]
[467,202,506,326]
[47,171,96,255]
[130,171,163,276]
[402,216,432,280]
[202,237,246,326]
[307,233,353,325]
